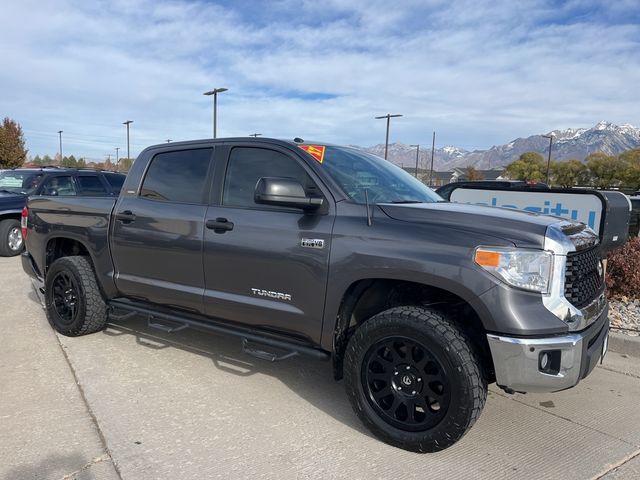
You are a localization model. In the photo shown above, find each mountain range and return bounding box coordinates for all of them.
[356,121,640,171]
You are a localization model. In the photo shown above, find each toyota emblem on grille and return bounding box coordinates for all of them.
[597,260,603,278]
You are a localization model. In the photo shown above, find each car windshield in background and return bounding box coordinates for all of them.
[317,146,442,204]
[0,171,44,194]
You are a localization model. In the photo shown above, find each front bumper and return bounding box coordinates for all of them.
[487,304,609,393]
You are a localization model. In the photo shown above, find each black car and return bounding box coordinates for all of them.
[436,180,549,201]
[0,167,125,256]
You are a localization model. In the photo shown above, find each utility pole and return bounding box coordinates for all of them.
[429,131,436,187]
[123,120,133,161]
[203,87,228,138]
[542,134,553,184]
[410,144,420,178]
[249,133,262,137]
[375,114,403,160]
[115,147,120,164]
[166,139,172,143]
[57,130,63,162]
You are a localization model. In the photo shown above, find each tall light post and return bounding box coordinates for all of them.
[115,147,120,164]
[429,131,436,187]
[542,134,554,184]
[249,133,262,137]
[123,120,133,161]
[203,87,228,138]
[375,114,403,160]
[410,144,420,178]
[57,130,63,161]
[166,139,172,143]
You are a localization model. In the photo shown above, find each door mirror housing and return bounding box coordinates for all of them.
[254,177,323,210]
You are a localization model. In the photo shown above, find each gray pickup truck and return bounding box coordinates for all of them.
[21,138,609,452]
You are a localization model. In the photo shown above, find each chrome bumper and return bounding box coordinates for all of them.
[487,306,609,393]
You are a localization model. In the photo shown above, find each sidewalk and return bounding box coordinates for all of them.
[1,256,639,479]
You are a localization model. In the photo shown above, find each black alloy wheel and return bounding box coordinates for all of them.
[51,271,79,325]
[362,336,450,431]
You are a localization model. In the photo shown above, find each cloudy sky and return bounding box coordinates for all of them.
[1,0,639,160]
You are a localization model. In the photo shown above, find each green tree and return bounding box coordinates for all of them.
[505,152,546,181]
[76,157,87,168]
[42,154,53,166]
[61,155,78,167]
[586,152,624,188]
[463,166,484,181]
[619,148,640,189]
[0,117,28,168]
[118,157,133,172]
[550,159,588,188]
[31,155,44,166]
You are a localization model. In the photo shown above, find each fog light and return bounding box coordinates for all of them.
[540,352,549,370]
[539,350,561,375]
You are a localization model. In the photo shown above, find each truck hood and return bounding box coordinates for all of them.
[379,202,564,249]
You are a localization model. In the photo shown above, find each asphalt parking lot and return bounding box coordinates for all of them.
[1,256,640,480]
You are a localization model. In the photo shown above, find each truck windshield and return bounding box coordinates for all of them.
[316,146,442,204]
[0,171,44,194]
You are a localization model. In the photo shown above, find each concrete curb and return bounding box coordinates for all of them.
[609,331,640,358]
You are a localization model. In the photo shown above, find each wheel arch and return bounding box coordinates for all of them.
[329,278,495,383]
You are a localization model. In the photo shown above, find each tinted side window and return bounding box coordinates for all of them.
[223,148,313,208]
[141,149,212,203]
[77,175,108,195]
[103,173,125,194]
[41,175,76,196]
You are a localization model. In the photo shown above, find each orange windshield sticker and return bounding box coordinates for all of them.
[299,145,326,163]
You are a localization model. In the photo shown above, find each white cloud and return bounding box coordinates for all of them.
[0,0,638,159]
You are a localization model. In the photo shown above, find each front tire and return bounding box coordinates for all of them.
[45,256,107,336]
[344,306,487,453]
[0,219,23,257]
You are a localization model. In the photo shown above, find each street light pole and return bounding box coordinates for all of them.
[203,87,228,138]
[542,134,554,184]
[375,114,403,160]
[57,130,63,161]
[166,139,172,143]
[123,120,133,160]
[429,131,436,187]
[115,147,120,164]
[410,144,420,178]
[249,133,262,137]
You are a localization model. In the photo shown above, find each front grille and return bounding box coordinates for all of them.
[564,246,604,309]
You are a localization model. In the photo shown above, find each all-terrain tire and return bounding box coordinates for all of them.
[0,219,23,257]
[344,306,487,453]
[44,256,107,336]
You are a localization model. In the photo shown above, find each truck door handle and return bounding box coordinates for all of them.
[206,217,234,233]
[115,210,136,223]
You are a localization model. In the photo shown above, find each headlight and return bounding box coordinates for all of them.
[474,247,553,293]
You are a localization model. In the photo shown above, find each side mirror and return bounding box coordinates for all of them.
[254,177,323,210]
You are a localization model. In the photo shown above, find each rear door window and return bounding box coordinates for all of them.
[141,148,213,204]
[76,175,108,195]
[103,173,125,194]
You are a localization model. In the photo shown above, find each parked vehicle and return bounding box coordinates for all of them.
[0,168,125,256]
[21,138,608,452]
[436,180,549,201]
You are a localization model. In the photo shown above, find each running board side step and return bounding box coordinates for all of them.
[108,299,330,362]
[241,338,299,362]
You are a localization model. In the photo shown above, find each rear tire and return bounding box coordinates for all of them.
[0,219,23,257]
[45,256,107,336]
[344,306,487,453]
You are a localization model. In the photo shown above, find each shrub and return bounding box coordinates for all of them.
[605,237,640,299]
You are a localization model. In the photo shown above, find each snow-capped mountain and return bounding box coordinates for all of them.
[357,121,640,170]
